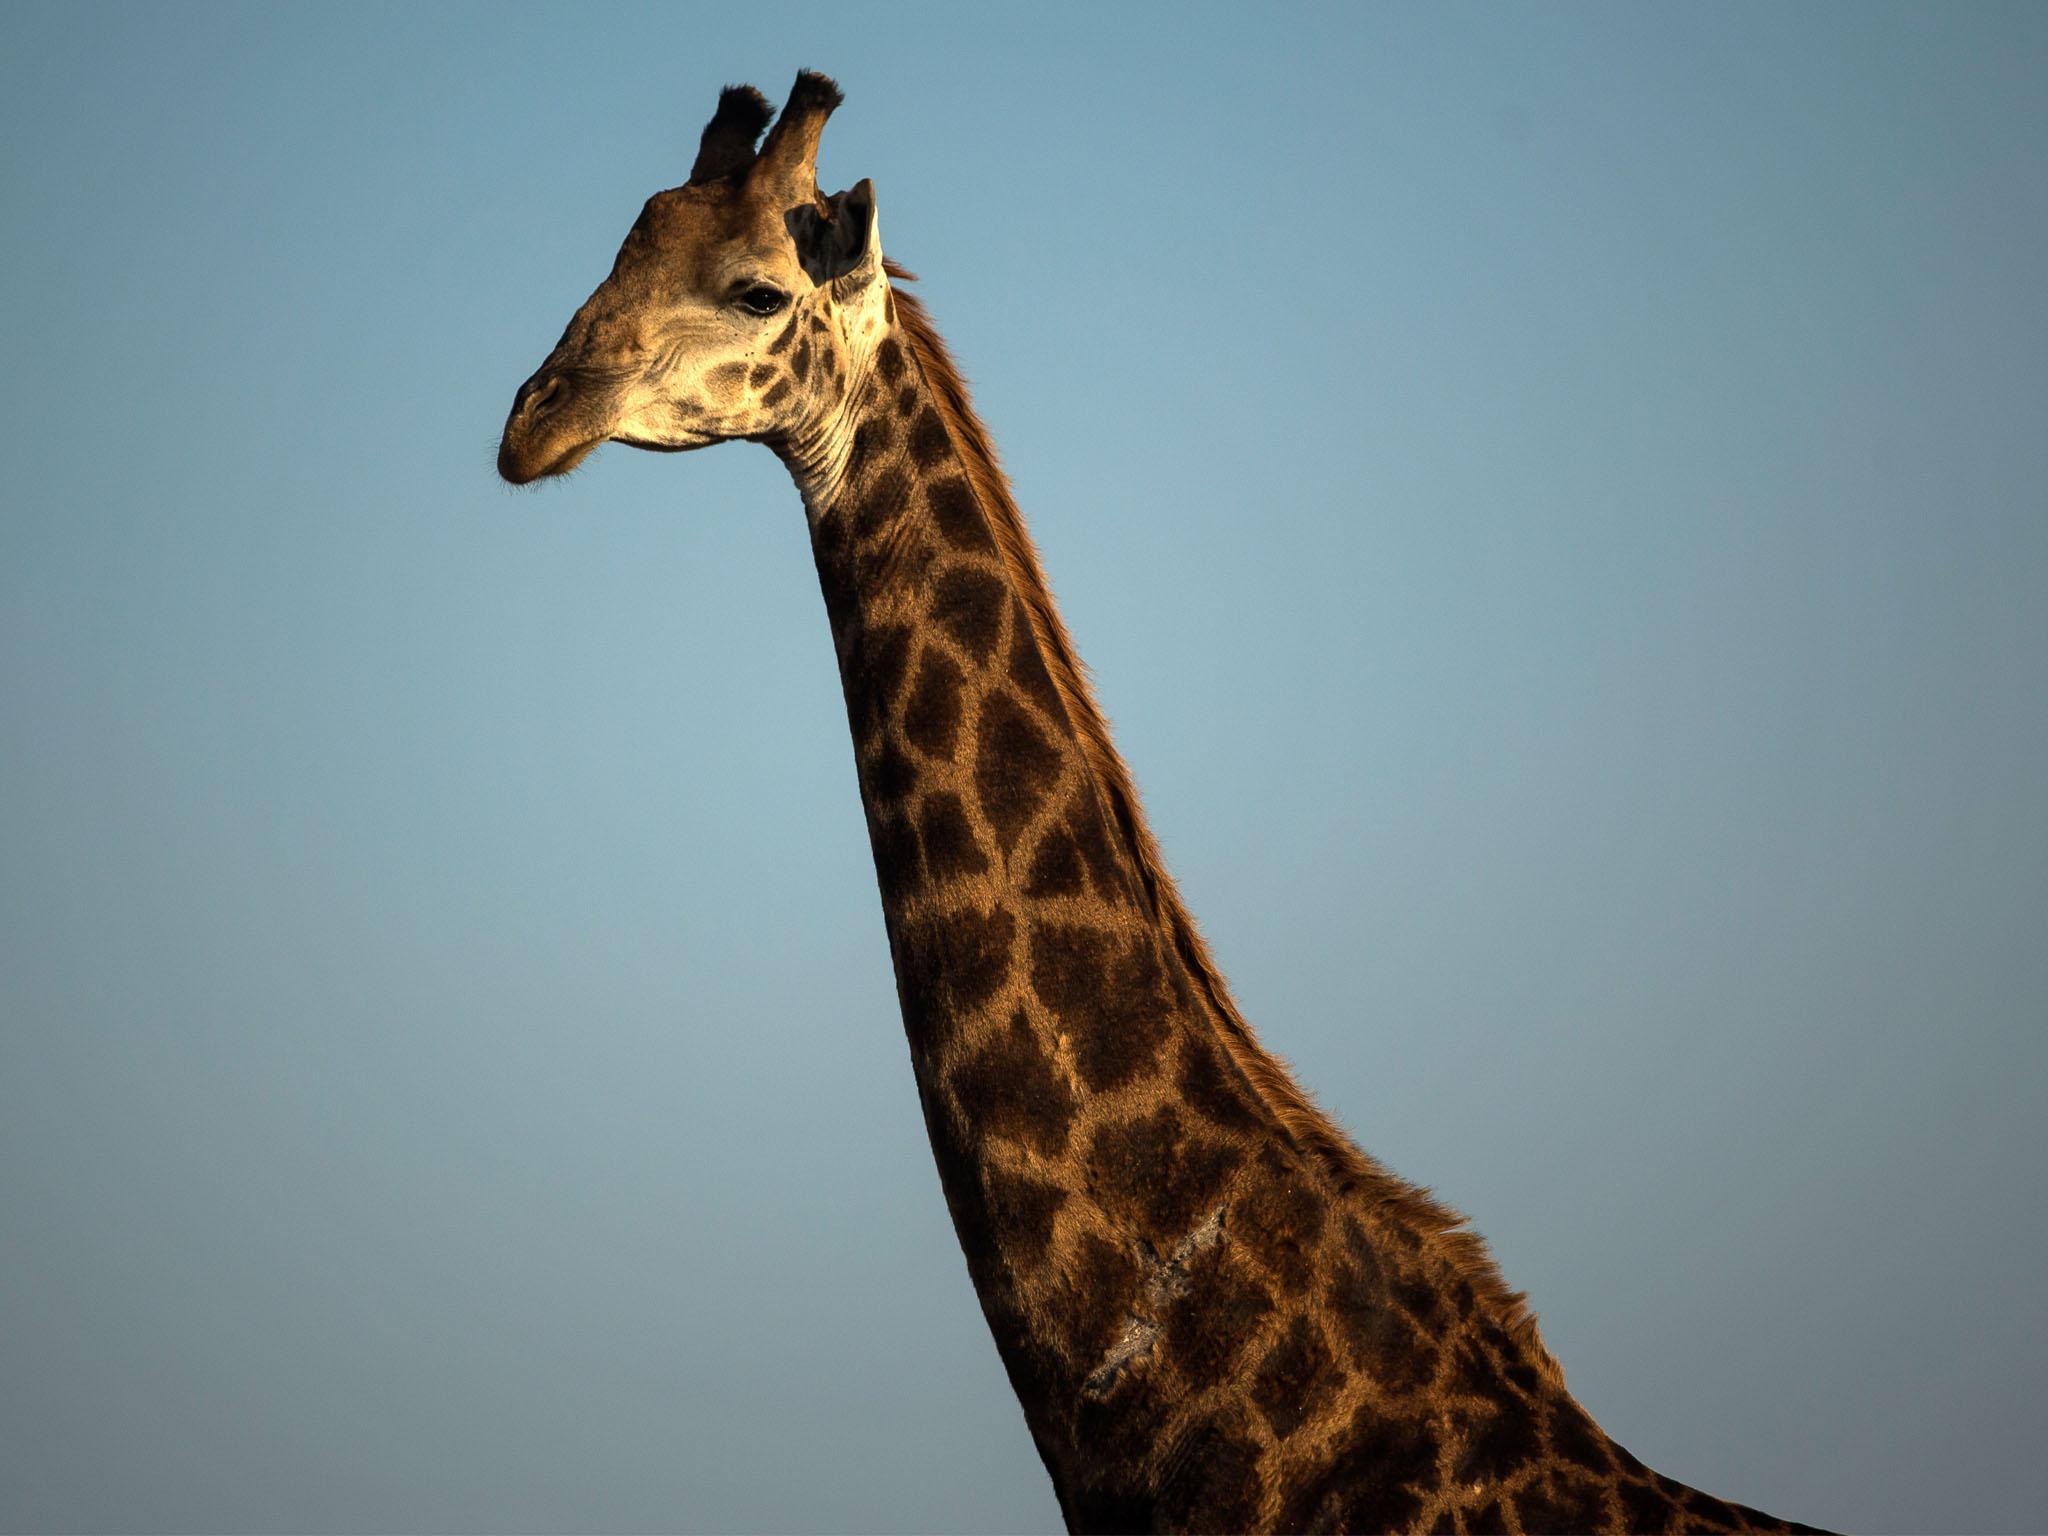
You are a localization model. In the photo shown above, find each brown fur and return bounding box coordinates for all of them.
[881,258,1562,1385]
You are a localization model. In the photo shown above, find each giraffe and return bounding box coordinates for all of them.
[497,74,1829,1536]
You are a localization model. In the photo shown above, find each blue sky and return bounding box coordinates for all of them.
[3,3,2044,1531]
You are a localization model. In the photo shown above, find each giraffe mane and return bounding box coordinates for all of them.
[882,258,1561,1386]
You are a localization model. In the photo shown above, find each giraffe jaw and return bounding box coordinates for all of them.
[609,431,715,454]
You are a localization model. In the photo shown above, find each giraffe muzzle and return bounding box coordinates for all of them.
[499,371,603,484]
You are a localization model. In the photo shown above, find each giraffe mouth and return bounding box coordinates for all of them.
[498,430,604,485]
[499,436,598,483]
[610,432,712,454]
[500,429,706,484]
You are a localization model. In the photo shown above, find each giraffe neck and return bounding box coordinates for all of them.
[769,289,1743,1533]
[786,297,1296,1503]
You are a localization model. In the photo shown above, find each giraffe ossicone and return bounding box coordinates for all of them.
[498,70,1830,1536]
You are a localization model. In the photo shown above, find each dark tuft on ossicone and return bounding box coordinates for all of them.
[690,84,774,184]
[786,69,845,114]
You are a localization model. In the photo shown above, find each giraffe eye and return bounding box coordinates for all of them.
[735,284,789,318]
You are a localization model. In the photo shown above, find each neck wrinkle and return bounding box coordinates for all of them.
[780,351,878,520]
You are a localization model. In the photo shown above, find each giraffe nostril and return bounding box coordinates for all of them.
[524,375,566,418]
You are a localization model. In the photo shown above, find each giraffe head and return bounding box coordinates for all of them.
[497,72,886,486]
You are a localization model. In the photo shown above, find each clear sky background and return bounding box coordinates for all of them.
[3,4,2043,1532]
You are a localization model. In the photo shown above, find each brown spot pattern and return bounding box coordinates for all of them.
[1334,1407,1440,1532]
[1086,1107,1242,1237]
[1238,1147,1328,1288]
[1023,822,1085,898]
[1178,1036,1264,1133]
[974,689,1063,851]
[854,464,910,542]
[1328,1257,1438,1395]
[925,474,991,552]
[917,791,988,883]
[847,416,893,483]
[1028,923,1173,1090]
[1064,1232,1143,1365]
[908,404,950,466]
[1155,1420,1265,1533]
[950,1008,1078,1157]
[979,1166,1067,1269]
[902,647,965,760]
[1252,1315,1341,1440]
[1160,1245,1271,1390]
[867,742,916,805]
[930,565,1006,662]
[895,905,1016,1049]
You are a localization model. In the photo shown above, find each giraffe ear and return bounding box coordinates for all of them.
[689,85,773,184]
[829,179,882,291]
[789,178,881,289]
